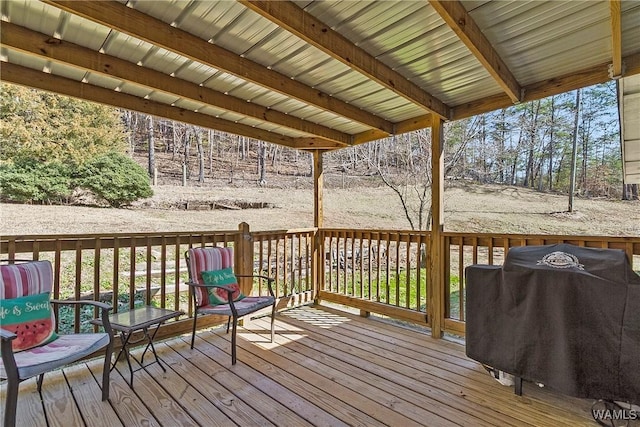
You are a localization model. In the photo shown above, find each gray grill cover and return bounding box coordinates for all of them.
[465,243,640,403]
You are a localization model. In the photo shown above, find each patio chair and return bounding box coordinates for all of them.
[0,260,114,427]
[185,246,276,365]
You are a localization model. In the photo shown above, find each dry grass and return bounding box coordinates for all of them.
[1,182,638,236]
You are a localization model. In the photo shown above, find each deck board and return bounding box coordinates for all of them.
[1,304,604,426]
[63,364,122,427]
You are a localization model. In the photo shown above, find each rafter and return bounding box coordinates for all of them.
[452,52,640,120]
[239,0,449,120]
[0,22,351,146]
[429,0,521,104]
[43,0,393,135]
[0,62,342,150]
[610,0,623,78]
[353,116,433,146]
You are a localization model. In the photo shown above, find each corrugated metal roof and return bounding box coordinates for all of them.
[1,0,639,151]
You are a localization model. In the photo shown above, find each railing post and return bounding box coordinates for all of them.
[312,228,324,304]
[312,150,325,304]
[236,222,254,295]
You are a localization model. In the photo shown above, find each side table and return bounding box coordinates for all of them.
[91,306,184,387]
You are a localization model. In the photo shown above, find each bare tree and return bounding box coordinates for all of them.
[257,140,266,185]
[195,128,205,183]
[568,89,581,212]
[376,119,478,230]
[147,116,155,177]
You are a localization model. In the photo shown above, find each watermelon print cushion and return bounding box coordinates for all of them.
[0,292,58,352]
[201,268,246,305]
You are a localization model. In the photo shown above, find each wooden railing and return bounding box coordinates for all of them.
[2,226,639,340]
[1,229,240,335]
[442,233,640,336]
[317,228,430,325]
[0,224,317,337]
[251,227,316,308]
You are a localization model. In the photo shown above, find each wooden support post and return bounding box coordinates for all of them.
[236,222,254,296]
[429,118,445,338]
[312,151,324,303]
[313,150,324,228]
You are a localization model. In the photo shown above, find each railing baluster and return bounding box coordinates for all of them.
[113,238,120,313]
[405,236,411,309]
[146,236,152,306]
[161,236,167,309]
[75,240,82,333]
[94,238,102,328]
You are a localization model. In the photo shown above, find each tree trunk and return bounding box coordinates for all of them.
[184,128,191,180]
[196,129,205,183]
[524,101,540,188]
[258,140,266,185]
[547,96,556,191]
[511,125,524,185]
[172,123,178,160]
[123,110,135,155]
[208,129,214,177]
[568,89,581,212]
[147,116,155,177]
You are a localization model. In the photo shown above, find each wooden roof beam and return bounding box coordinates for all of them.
[452,52,640,120]
[429,0,521,104]
[291,138,347,150]
[610,0,623,78]
[353,115,433,146]
[240,0,450,120]
[0,22,351,146]
[43,0,393,135]
[0,62,344,150]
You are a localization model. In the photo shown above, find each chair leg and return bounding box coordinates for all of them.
[37,373,45,394]
[226,316,231,334]
[4,376,18,427]
[191,311,198,349]
[231,316,238,365]
[270,303,276,343]
[102,338,113,401]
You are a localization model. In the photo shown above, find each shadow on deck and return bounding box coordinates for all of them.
[2,305,602,426]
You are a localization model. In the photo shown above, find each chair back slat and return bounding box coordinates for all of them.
[186,247,234,306]
[0,261,53,299]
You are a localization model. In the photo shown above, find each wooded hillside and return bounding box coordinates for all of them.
[125,81,635,200]
[2,81,637,205]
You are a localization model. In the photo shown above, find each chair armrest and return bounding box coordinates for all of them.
[50,299,114,336]
[235,274,275,297]
[50,299,112,310]
[185,281,237,299]
[0,329,17,341]
[185,281,234,291]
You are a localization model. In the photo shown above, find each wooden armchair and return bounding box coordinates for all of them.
[185,246,275,365]
[0,260,114,427]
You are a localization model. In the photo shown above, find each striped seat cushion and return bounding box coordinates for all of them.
[197,296,275,318]
[0,333,110,380]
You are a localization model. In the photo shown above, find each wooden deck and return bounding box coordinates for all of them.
[2,304,600,426]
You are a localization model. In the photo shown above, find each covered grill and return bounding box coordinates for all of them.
[465,244,640,404]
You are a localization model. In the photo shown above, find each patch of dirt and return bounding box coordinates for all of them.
[1,182,639,236]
